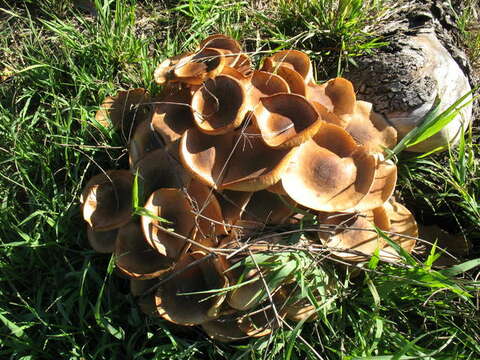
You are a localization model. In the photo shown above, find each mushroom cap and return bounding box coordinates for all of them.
[248,71,290,107]
[377,199,418,261]
[233,53,253,77]
[86,226,118,253]
[95,88,151,137]
[199,34,242,55]
[178,48,226,83]
[262,50,313,82]
[132,148,190,196]
[216,190,253,226]
[81,170,133,231]
[353,156,397,212]
[141,188,196,259]
[344,101,397,152]
[324,77,356,117]
[281,123,376,212]
[154,253,228,325]
[186,179,227,238]
[130,278,161,317]
[192,74,248,135]
[180,125,298,191]
[241,190,295,224]
[154,54,188,85]
[115,222,173,279]
[271,65,306,96]
[306,82,334,112]
[253,93,322,148]
[318,212,383,262]
[128,120,164,167]
[151,85,194,145]
[202,314,251,342]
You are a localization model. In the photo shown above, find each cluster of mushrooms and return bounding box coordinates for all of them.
[81,34,419,341]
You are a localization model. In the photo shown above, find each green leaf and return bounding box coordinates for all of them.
[440,258,480,277]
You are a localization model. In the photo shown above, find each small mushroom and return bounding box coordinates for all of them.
[86,226,118,253]
[141,188,196,259]
[115,222,173,279]
[262,50,313,83]
[191,74,248,135]
[81,170,134,231]
[154,253,228,325]
[253,93,322,148]
[128,120,164,167]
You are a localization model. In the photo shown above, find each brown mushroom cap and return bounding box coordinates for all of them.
[86,226,118,253]
[175,48,226,84]
[253,93,322,148]
[262,50,313,82]
[377,199,418,260]
[130,278,160,316]
[248,71,290,107]
[353,156,397,212]
[318,212,383,262]
[155,253,228,325]
[241,190,295,224]
[186,179,227,239]
[217,190,253,226]
[180,125,297,191]
[202,314,251,342]
[151,85,194,145]
[132,148,190,196]
[128,120,164,167]
[324,77,356,117]
[192,74,248,135]
[306,82,334,112]
[271,65,306,96]
[281,123,376,212]
[199,34,242,56]
[115,222,173,279]
[344,101,397,152]
[141,188,196,259]
[81,170,134,231]
[95,88,151,138]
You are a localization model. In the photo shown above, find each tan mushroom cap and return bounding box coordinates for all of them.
[353,156,397,212]
[306,82,334,113]
[271,65,306,96]
[192,74,248,135]
[241,190,295,224]
[253,93,322,148]
[238,305,283,338]
[281,123,376,212]
[202,314,251,342]
[151,85,194,145]
[186,179,227,239]
[115,222,173,279]
[86,226,118,253]
[262,50,313,82]
[233,53,253,77]
[141,188,196,259]
[95,88,151,136]
[180,125,297,191]
[155,253,228,325]
[130,278,160,316]
[344,101,397,152]
[81,170,134,231]
[132,148,190,196]
[199,34,242,56]
[318,212,383,262]
[377,199,418,261]
[128,120,164,167]
[324,77,356,117]
[217,190,253,227]
[154,53,189,85]
[248,71,290,107]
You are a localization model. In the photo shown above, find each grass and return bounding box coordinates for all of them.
[0,0,479,359]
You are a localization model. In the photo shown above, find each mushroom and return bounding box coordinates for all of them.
[128,120,164,167]
[141,188,196,259]
[95,88,151,140]
[281,123,376,212]
[115,222,173,279]
[81,170,134,231]
[253,93,322,148]
[191,74,248,135]
[262,50,313,83]
[154,252,228,325]
[86,226,118,253]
